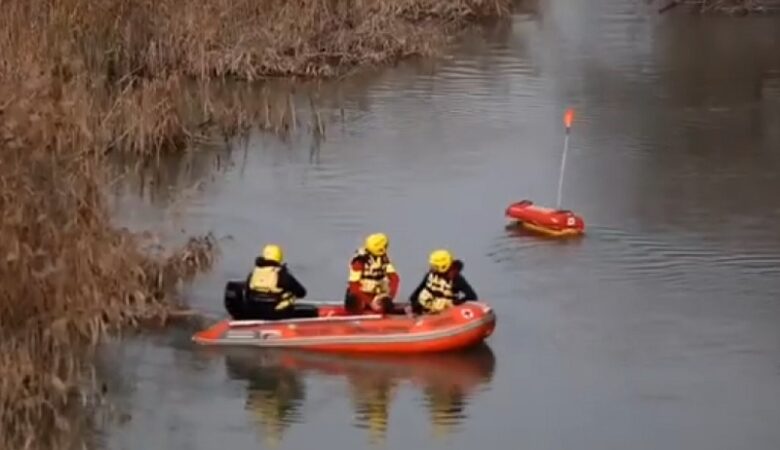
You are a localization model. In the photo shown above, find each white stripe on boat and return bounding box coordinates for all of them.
[228,313,384,327]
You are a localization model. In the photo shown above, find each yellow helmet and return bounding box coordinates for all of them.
[429,249,453,273]
[262,244,284,263]
[364,233,389,256]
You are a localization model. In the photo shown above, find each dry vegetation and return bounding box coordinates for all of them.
[0,0,512,447]
[2,0,512,82]
[0,76,220,448]
[654,0,774,14]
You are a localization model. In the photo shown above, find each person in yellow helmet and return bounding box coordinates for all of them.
[344,233,400,314]
[409,249,477,314]
[233,244,307,320]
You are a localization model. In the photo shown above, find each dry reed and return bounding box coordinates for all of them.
[1,0,512,82]
[0,75,219,448]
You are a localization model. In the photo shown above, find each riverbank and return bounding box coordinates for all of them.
[0,0,513,447]
[655,0,777,15]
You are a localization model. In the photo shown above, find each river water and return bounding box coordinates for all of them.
[100,0,780,449]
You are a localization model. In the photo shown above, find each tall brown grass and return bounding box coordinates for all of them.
[1,0,511,82]
[0,76,219,448]
[0,0,513,447]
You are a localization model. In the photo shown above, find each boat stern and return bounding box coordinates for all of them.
[192,319,232,344]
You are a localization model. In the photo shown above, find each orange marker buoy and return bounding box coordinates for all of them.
[505,107,585,237]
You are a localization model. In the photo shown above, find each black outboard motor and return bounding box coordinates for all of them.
[224,281,247,319]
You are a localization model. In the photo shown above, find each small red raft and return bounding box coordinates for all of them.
[192,302,496,354]
[505,199,585,237]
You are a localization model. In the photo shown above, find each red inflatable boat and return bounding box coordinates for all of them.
[505,199,584,237]
[192,302,496,354]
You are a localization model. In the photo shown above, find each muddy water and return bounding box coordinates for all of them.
[102,1,780,449]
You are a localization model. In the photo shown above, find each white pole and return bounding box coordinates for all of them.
[556,129,570,210]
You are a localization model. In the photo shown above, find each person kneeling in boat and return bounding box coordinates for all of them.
[344,233,400,314]
[409,249,477,315]
[241,244,307,320]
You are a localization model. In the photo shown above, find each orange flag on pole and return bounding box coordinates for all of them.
[564,108,575,129]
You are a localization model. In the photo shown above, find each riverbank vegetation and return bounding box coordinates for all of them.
[655,0,775,15]
[0,0,513,447]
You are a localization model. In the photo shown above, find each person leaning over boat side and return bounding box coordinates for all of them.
[409,249,477,315]
[344,233,400,314]
[242,244,307,320]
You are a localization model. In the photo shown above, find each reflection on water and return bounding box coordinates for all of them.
[189,346,495,448]
[348,370,394,446]
[424,387,466,440]
[215,346,495,448]
[224,355,306,448]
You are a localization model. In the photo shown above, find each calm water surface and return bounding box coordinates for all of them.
[102,0,780,449]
